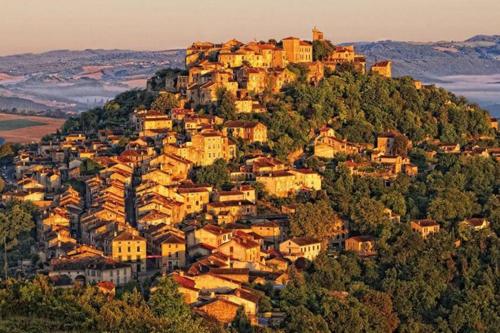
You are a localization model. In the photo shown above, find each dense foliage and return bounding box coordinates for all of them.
[0,201,37,279]
[192,159,231,189]
[0,276,211,333]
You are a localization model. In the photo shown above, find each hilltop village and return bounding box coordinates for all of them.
[1,27,499,330]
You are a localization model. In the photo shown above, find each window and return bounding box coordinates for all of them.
[118,247,121,253]
[137,246,140,252]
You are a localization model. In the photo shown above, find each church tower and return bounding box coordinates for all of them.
[312,27,324,41]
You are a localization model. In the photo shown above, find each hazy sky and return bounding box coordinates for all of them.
[1,0,499,55]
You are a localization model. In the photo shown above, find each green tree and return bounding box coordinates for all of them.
[149,277,208,333]
[312,40,335,61]
[80,158,103,176]
[0,204,34,278]
[151,92,179,113]
[231,306,254,333]
[392,134,409,157]
[350,197,390,236]
[0,143,14,160]
[290,199,341,243]
[192,159,230,189]
[213,88,237,120]
[285,305,329,333]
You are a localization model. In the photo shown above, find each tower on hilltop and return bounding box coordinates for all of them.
[312,27,324,41]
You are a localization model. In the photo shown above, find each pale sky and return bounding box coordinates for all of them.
[1,0,499,56]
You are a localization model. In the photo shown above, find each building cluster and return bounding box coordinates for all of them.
[160,27,391,111]
[313,128,419,179]
[2,104,328,326]
[1,27,496,328]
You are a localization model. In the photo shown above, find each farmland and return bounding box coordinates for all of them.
[0,119,47,131]
[0,113,65,143]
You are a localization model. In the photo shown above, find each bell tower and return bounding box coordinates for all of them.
[312,27,324,41]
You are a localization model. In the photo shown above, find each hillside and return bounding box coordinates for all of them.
[2,40,499,332]
[5,57,499,333]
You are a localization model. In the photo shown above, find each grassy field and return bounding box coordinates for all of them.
[0,113,65,143]
[0,119,47,131]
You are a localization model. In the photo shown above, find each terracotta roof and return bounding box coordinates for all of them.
[209,200,254,208]
[373,60,391,67]
[235,288,261,303]
[289,237,321,246]
[171,273,198,290]
[229,236,260,249]
[463,218,488,227]
[224,120,262,129]
[113,230,145,242]
[201,224,232,236]
[53,256,129,271]
[412,219,439,227]
[157,233,185,245]
[347,235,376,242]
[209,268,249,275]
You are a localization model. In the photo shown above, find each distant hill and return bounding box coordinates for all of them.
[0,49,185,112]
[349,35,500,80]
[0,49,185,77]
[0,96,53,112]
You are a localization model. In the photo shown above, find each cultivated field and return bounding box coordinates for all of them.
[0,113,65,143]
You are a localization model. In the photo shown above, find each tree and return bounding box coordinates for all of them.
[0,143,14,160]
[149,277,208,333]
[428,188,478,224]
[290,199,341,243]
[151,92,179,113]
[361,289,400,332]
[381,191,407,216]
[312,40,335,61]
[0,204,34,278]
[192,159,230,189]
[0,143,17,166]
[350,197,390,235]
[392,134,409,157]
[286,306,329,333]
[213,88,237,120]
[80,158,103,176]
[230,307,254,333]
[79,110,99,132]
